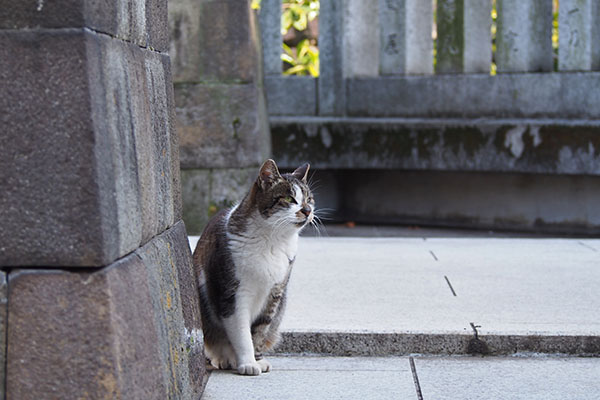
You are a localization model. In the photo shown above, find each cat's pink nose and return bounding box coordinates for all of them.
[300,206,311,217]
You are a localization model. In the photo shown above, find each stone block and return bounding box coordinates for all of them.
[379,0,433,75]
[0,0,169,51]
[558,0,599,71]
[0,272,5,398]
[6,221,205,399]
[176,82,270,169]
[258,0,283,76]
[135,221,206,397]
[318,0,345,115]
[271,118,600,175]
[181,170,212,235]
[496,0,553,72]
[181,168,257,234]
[345,73,600,119]
[0,29,179,266]
[169,0,260,83]
[436,0,491,73]
[264,76,317,116]
[343,0,379,78]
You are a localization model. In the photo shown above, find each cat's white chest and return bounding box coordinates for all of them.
[228,232,297,319]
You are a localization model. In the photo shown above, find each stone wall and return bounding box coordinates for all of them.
[169,0,270,234]
[0,1,206,398]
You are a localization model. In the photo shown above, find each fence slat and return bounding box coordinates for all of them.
[319,0,345,115]
[496,0,553,73]
[379,0,433,75]
[558,0,599,71]
[436,0,491,74]
[343,0,379,78]
[258,0,282,76]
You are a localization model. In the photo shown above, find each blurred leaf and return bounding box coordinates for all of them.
[297,39,309,59]
[281,53,295,65]
[283,65,307,75]
[281,0,320,78]
[282,43,295,57]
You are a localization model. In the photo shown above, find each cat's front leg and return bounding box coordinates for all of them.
[223,312,263,376]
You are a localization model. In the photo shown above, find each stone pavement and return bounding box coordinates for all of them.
[202,355,600,400]
[188,233,600,398]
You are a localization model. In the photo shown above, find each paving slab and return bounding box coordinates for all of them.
[188,236,600,355]
[201,355,600,400]
[415,355,600,400]
[201,356,416,400]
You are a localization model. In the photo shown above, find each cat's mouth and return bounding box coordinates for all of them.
[296,215,313,227]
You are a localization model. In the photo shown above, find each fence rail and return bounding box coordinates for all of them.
[259,0,600,118]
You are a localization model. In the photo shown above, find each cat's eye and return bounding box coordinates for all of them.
[283,196,297,204]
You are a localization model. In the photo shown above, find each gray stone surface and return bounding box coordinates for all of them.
[169,0,260,83]
[559,0,599,71]
[0,272,5,398]
[0,29,178,266]
[258,0,283,76]
[436,0,491,73]
[203,356,417,400]
[318,0,345,115]
[181,168,257,234]
[379,0,433,75]
[181,170,212,236]
[135,221,206,398]
[0,0,169,51]
[7,222,205,399]
[345,73,600,118]
[264,76,317,116]
[202,355,600,400]
[416,356,600,400]
[268,73,600,119]
[343,0,379,78]
[496,0,553,72]
[176,82,270,169]
[280,237,600,337]
[195,236,600,355]
[271,118,600,175]
[304,169,600,235]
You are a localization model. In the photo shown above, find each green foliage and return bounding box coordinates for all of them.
[281,0,319,77]
[282,40,319,76]
[281,0,319,34]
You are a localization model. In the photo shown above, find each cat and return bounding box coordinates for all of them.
[192,159,315,376]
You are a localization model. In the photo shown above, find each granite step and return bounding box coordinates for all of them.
[188,236,600,356]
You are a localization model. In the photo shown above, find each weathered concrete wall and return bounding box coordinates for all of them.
[1,1,206,397]
[272,118,600,176]
[305,169,600,235]
[170,0,270,234]
[272,118,600,233]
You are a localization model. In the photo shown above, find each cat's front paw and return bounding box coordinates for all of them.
[257,358,271,373]
[237,362,262,376]
[210,358,234,370]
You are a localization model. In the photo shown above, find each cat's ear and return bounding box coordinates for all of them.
[292,163,310,183]
[258,159,282,190]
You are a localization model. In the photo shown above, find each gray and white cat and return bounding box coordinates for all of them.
[192,159,314,376]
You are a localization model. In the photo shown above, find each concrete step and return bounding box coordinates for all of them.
[188,236,600,356]
[201,355,600,400]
